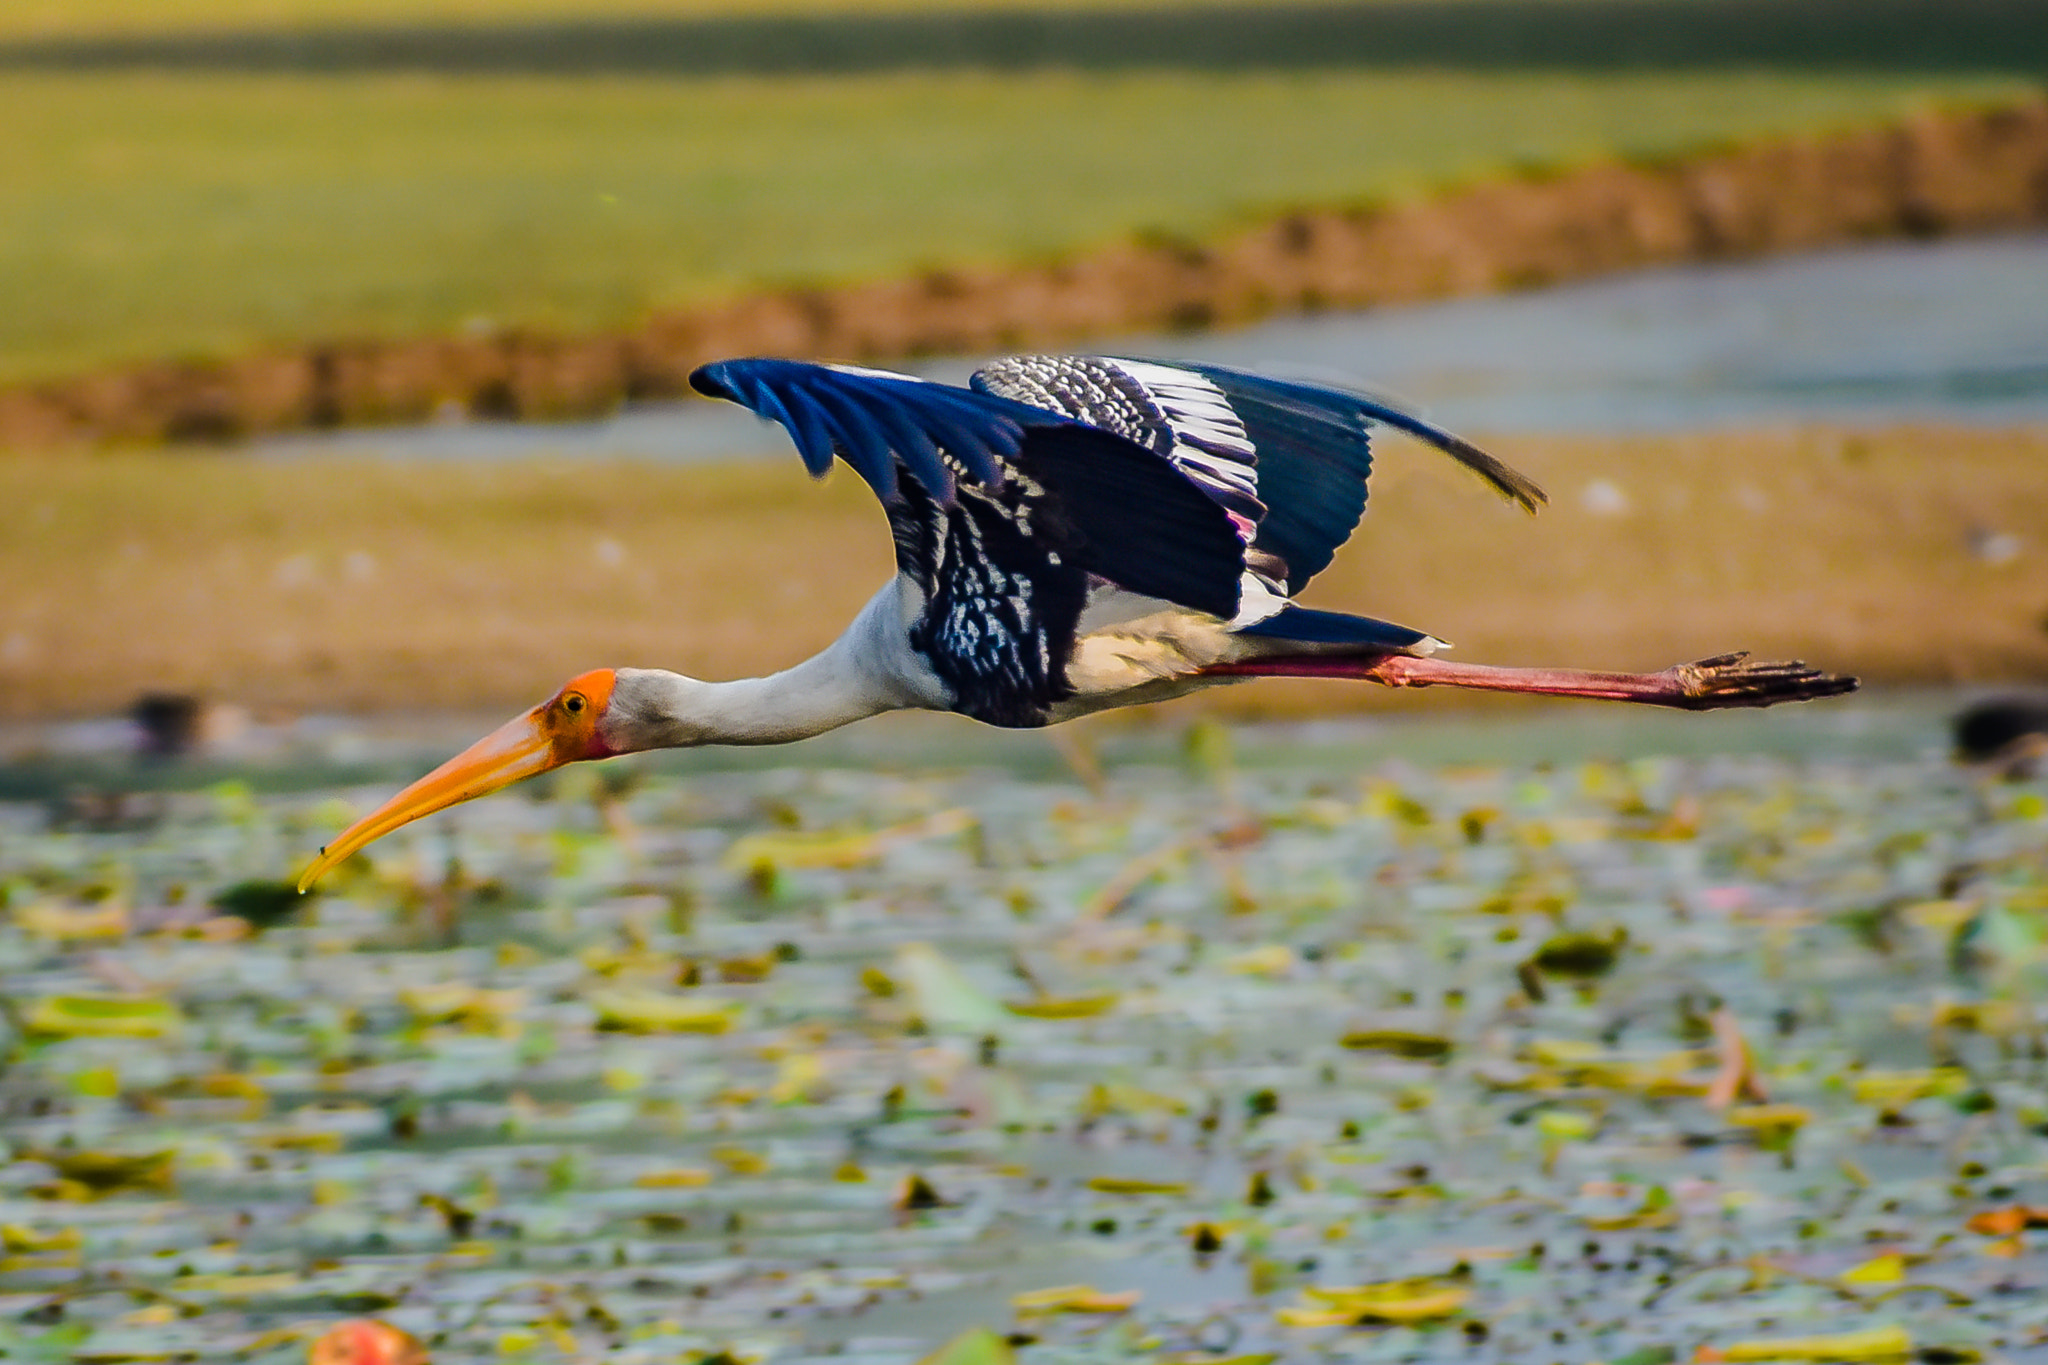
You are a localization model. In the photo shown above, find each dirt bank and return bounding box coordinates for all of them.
[4,97,2047,450]
[5,425,2043,721]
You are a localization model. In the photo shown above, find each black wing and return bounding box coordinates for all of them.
[690,358,1247,726]
[974,355,1545,595]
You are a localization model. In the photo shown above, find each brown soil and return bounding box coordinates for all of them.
[5,426,2043,722]
[5,98,2048,450]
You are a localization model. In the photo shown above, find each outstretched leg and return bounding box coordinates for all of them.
[1201,651,1857,710]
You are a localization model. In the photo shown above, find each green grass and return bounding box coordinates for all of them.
[0,0,1380,40]
[1,69,2031,383]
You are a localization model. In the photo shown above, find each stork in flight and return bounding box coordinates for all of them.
[298,355,1856,888]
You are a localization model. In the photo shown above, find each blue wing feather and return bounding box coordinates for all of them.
[1155,361,1544,593]
[690,358,1071,501]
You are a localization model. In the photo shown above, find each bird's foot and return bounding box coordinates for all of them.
[1659,652,1859,711]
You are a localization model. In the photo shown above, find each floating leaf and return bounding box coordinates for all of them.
[634,1168,712,1188]
[1583,1185,1679,1231]
[1850,1068,1968,1106]
[1340,1029,1453,1060]
[915,1328,1015,1365]
[1726,1104,1812,1131]
[1085,1177,1188,1196]
[25,1148,174,1196]
[174,1271,303,1299]
[1531,930,1624,977]
[1224,944,1296,977]
[401,984,526,1028]
[588,989,741,1034]
[1284,1281,1469,1325]
[723,809,973,872]
[1840,1253,1906,1286]
[23,995,181,1040]
[711,1146,770,1176]
[1011,1284,1141,1314]
[769,1051,826,1104]
[1709,1324,1912,1361]
[13,901,128,941]
[1004,994,1117,1019]
[0,1225,80,1254]
[1965,1205,2048,1235]
[1536,1110,1597,1140]
[897,1173,945,1210]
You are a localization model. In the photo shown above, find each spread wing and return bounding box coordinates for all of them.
[973,355,1546,596]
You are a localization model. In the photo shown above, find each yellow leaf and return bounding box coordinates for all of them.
[401,983,526,1026]
[724,809,974,872]
[249,1129,344,1153]
[23,995,181,1040]
[1224,945,1295,977]
[1536,1110,1597,1140]
[1300,1282,1469,1322]
[1851,1069,1967,1106]
[1005,995,1119,1019]
[1081,1081,1189,1118]
[200,1072,270,1116]
[711,1146,769,1175]
[1840,1253,1905,1286]
[770,1051,826,1104]
[28,1148,175,1195]
[14,901,128,941]
[68,1067,119,1099]
[1726,1104,1812,1130]
[1716,1324,1912,1361]
[1583,1206,1680,1232]
[634,1168,712,1188]
[0,1224,80,1253]
[915,1328,1015,1365]
[172,1271,302,1298]
[589,989,740,1034]
[1339,1030,1453,1060]
[1011,1284,1141,1314]
[1274,1306,1358,1329]
[1085,1176,1188,1196]
[119,1304,179,1327]
[1902,899,1976,933]
[1522,1038,1605,1066]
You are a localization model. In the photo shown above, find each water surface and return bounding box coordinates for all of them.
[255,232,2048,465]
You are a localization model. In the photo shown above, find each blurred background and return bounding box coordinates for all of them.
[2,0,2046,747]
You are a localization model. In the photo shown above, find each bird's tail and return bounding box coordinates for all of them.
[1231,605,1446,653]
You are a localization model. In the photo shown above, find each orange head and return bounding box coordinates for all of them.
[297,668,618,891]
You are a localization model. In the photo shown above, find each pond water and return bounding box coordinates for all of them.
[2,701,2046,1363]
[254,231,2048,465]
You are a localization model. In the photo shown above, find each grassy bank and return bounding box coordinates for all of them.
[3,70,2031,387]
[2,0,1378,38]
[5,425,2043,722]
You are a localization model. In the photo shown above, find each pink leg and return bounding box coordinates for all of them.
[1201,651,1857,711]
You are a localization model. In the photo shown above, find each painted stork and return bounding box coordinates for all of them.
[298,355,1856,888]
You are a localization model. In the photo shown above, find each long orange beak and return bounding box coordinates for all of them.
[297,708,560,891]
[298,669,617,891]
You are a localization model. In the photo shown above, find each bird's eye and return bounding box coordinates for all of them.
[564,694,585,714]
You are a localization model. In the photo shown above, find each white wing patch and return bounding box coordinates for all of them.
[1108,360,1286,627]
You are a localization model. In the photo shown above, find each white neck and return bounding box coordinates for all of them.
[613,584,941,749]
